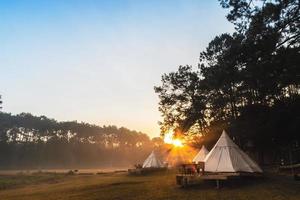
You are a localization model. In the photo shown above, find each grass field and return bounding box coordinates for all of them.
[0,171,299,200]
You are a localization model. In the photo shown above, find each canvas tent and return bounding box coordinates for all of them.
[204,130,262,173]
[142,151,164,168]
[193,146,209,163]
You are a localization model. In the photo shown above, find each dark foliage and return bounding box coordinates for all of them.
[155,0,300,164]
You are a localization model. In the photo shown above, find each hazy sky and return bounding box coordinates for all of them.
[0,0,234,138]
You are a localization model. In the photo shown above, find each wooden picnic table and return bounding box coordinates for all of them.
[176,163,261,188]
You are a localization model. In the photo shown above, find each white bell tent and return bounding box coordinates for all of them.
[193,146,209,163]
[142,151,164,168]
[204,130,262,173]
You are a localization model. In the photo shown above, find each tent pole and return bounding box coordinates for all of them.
[288,146,295,176]
[216,179,220,189]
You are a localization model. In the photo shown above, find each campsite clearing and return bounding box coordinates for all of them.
[0,171,299,200]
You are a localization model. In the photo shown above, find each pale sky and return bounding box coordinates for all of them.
[0,0,234,138]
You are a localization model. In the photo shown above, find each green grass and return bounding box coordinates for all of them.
[0,171,299,200]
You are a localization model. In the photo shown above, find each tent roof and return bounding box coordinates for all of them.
[142,151,164,168]
[204,130,262,173]
[193,145,209,163]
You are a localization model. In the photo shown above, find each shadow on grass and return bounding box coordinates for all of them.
[109,181,145,186]
[127,170,170,177]
[181,176,267,190]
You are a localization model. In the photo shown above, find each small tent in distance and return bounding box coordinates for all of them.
[204,130,262,173]
[193,146,209,163]
[142,150,164,168]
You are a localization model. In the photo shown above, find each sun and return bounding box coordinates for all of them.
[172,139,183,147]
[163,132,184,147]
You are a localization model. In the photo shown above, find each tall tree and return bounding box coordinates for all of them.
[154,65,207,136]
[0,95,2,110]
[155,0,300,164]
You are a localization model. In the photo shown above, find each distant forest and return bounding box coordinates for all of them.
[0,112,159,169]
[155,0,300,165]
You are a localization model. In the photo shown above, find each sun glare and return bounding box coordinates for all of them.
[163,132,184,147]
[172,139,183,147]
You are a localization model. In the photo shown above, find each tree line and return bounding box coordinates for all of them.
[0,112,157,169]
[155,0,300,164]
